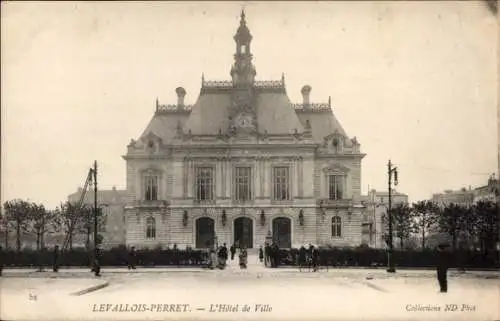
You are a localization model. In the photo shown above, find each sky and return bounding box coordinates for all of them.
[1,1,498,209]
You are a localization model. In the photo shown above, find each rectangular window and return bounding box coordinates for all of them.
[235,167,252,201]
[273,167,290,201]
[196,167,214,201]
[328,175,344,200]
[144,175,158,201]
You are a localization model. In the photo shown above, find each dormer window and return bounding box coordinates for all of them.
[148,141,154,149]
[332,137,343,153]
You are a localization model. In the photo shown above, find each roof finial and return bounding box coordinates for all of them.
[328,96,331,108]
[281,72,285,85]
[241,8,246,23]
[201,72,205,86]
[156,97,159,109]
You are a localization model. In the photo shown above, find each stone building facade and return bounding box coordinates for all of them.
[360,189,409,249]
[67,187,127,249]
[123,11,366,249]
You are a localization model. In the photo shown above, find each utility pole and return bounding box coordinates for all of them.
[93,160,100,277]
[387,159,398,273]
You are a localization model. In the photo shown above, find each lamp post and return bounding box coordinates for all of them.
[92,161,100,277]
[387,159,398,273]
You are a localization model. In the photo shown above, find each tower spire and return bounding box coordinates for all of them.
[231,9,256,86]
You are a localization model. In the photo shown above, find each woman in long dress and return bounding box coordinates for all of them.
[209,249,217,270]
[239,247,248,269]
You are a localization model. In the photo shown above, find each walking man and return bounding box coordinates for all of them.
[52,245,60,273]
[436,244,448,293]
[258,246,264,263]
[230,244,236,261]
[128,246,137,270]
[298,245,307,272]
[264,243,271,267]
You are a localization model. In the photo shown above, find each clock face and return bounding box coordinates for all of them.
[235,113,253,129]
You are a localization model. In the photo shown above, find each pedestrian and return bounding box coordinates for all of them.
[273,243,280,268]
[298,245,307,272]
[264,242,271,267]
[128,246,136,270]
[311,246,318,272]
[52,245,59,273]
[94,247,101,277]
[218,243,228,269]
[239,247,248,269]
[230,244,236,261]
[436,244,449,293]
[258,246,264,263]
[209,248,217,270]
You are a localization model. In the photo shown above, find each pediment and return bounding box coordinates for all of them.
[322,163,350,174]
[323,130,345,142]
[142,131,163,144]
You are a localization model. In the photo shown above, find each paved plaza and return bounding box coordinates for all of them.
[1,256,499,321]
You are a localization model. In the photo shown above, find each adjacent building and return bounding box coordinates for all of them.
[360,189,409,249]
[67,186,127,249]
[122,11,367,249]
[473,175,499,204]
[431,188,475,208]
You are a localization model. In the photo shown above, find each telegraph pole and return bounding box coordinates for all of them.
[387,159,398,273]
[93,161,100,277]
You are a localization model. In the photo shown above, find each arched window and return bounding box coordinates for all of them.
[332,216,342,238]
[146,216,156,239]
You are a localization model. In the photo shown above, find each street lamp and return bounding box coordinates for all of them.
[387,159,398,273]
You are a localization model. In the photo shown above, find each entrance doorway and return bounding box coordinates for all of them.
[196,217,215,249]
[272,217,292,248]
[233,217,253,248]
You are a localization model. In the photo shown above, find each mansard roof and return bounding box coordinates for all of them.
[135,11,353,148]
[138,81,351,145]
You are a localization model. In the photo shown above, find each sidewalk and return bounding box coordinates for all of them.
[2,264,498,279]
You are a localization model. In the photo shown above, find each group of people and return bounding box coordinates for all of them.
[206,243,248,270]
[262,242,282,268]
[297,244,320,272]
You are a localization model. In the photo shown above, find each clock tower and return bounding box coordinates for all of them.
[230,10,256,87]
[229,10,257,135]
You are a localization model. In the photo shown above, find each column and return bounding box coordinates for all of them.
[258,157,263,198]
[221,157,226,198]
[298,157,303,198]
[263,157,269,198]
[183,157,188,198]
[226,157,232,199]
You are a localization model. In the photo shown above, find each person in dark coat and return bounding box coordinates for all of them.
[311,246,319,272]
[94,247,101,277]
[128,246,137,270]
[230,244,236,261]
[436,244,449,293]
[52,245,60,272]
[218,243,228,269]
[258,246,264,263]
[272,243,280,268]
[298,246,307,272]
[264,243,271,267]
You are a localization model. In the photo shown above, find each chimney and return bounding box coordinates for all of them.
[301,85,311,106]
[175,87,186,107]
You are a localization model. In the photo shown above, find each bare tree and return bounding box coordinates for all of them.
[411,200,440,249]
[3,200,32,251]
[28,203,58,251]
